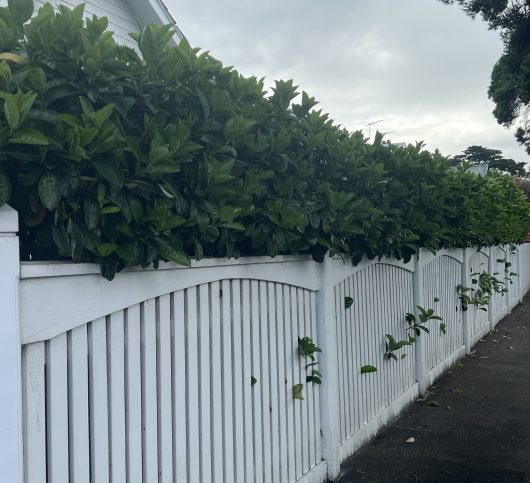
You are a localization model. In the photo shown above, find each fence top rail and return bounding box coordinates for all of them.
[418,247,465,268]
[19,255,322,344]
[20,254,315,279]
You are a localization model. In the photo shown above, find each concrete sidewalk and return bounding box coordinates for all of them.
[337,294,530,483]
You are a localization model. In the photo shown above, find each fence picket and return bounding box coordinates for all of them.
[259,281,273,482]
[88,317,109,483]
[241,280,254,483]
[210,282,224,483]
[47,333,69,483]
[23,342,46,483]
[232,281,245,483]
[268,282,280,482]
[125,305,143,483]
[199,284,212,483]
[158,294,173,483]
[283,285,296,482]
[108,311,126,482]
[172,291,188,482]
[186,287,201,483]
[69,325,90,483]
[275,284,289,482]
[142,299,159,482]
[291,285,303,478]
[250,280,263,483]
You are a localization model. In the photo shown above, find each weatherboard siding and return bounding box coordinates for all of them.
[33,0,139,48]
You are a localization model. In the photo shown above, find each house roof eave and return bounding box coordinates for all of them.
[128,0,185,42]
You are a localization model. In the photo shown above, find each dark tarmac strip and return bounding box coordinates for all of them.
[337,294,530,483]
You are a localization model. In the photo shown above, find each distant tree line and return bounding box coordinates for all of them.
[448,145,527,176]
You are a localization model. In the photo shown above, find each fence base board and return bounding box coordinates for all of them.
[509,299,519,312]
[470,324,492,349]
[492,308,508,328]
[296,461,328,483]
[337,383,419,466]
[425,346,466,388]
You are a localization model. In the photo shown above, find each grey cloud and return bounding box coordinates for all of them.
[169,0,527,162]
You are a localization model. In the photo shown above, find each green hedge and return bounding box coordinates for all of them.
[0,1,528,279]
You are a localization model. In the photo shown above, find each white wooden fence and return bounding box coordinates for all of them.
[1,204,529,483]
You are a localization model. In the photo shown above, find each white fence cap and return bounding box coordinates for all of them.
[0,204,18,234]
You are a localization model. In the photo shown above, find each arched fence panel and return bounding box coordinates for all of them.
[521,243,530,294]
[467,250,491,347]
[331,260,417,461]
[421,253,464,375]
[508,246,521,311]
[20,261,326,483]
[492,246,509,325]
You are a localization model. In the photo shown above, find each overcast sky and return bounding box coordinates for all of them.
[167,0,527,163]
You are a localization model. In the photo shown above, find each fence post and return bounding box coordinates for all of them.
[504,244,512,314]
[515,245,523,303]
[0,204,22,483]
[461,248,471,353]
[517,245,523,303]
[412,254,428,395]
[316,256,341,479]
[488,246,495,332]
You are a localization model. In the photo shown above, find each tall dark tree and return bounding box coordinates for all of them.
[450,145,527,176]
[441,1,530,154]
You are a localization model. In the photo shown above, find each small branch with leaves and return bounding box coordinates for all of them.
[293,336,322,400]
[385,301,444,362]
[457,268,513,312]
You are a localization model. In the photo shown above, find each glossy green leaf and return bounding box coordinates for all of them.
[360,365,377,375]
[8,0,34,23]
[8,128,48,145]
[292,383,304,401]
[91,159,124,186]
[97,243,119,256]
[38,171,61,210]
[3,95,19,131]
[344,296,353,309]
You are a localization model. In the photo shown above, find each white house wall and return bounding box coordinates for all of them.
[35,0,141,48]
[0,0,182,49]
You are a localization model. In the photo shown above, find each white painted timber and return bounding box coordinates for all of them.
[233,281,245,483]
[210,281,223,483]
[47,333,69,483]
[13,234,529,483]
[0,204,22,483]
[172,292,187,482]
[126,304,143,483]
[316,257,341,479]
[31,0,183,49]
[20,257,320,344]
[142,299,159,482]
[69,325,90,483]
[339,383,419,462]
[241,280,254,483]
[0,202,18,232]
[22,343,46,483]
[88,318,110,483]
[108,311,126,482]
[199,284,212,483]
